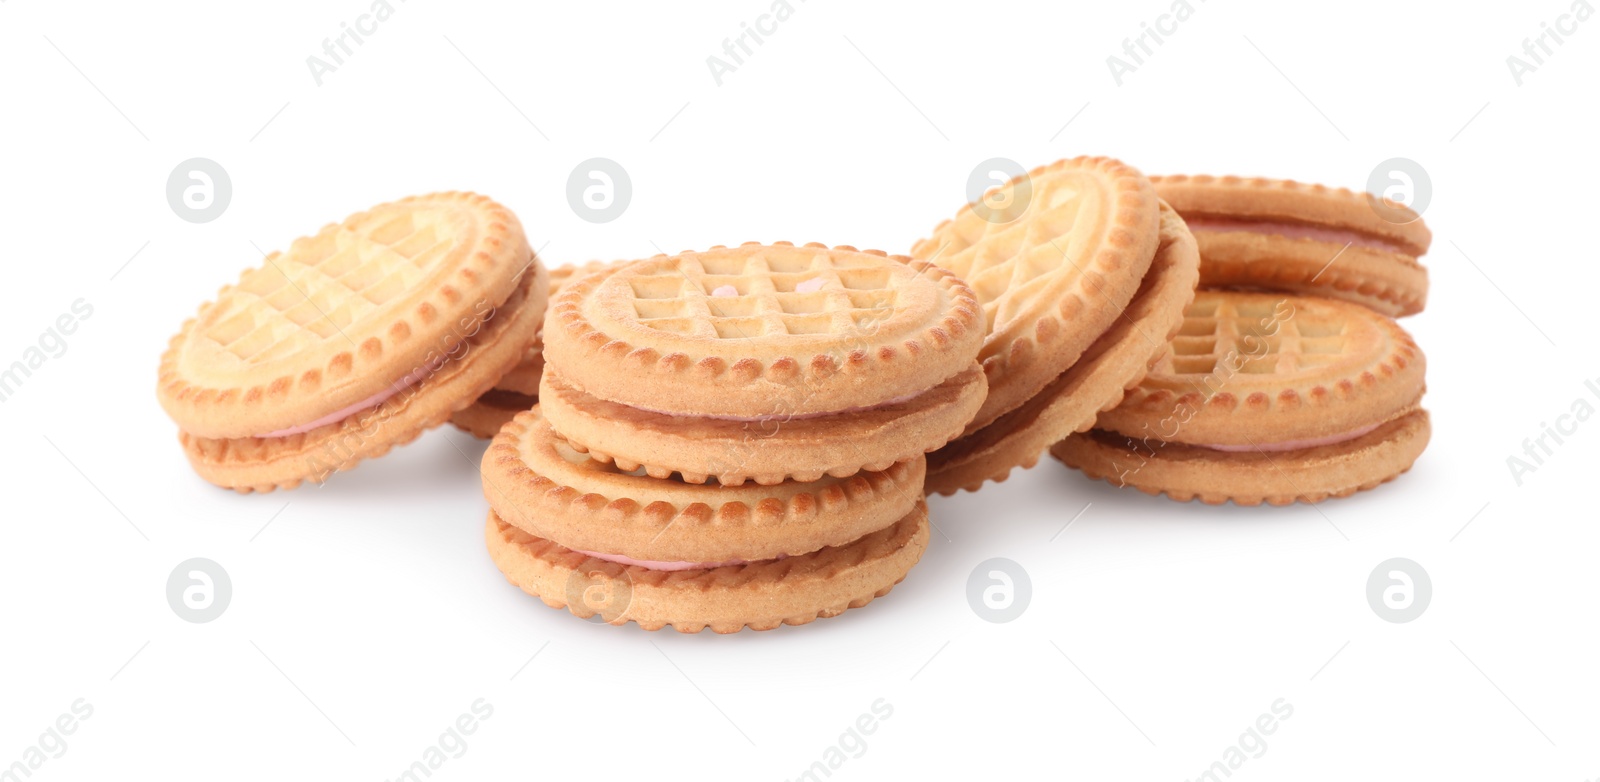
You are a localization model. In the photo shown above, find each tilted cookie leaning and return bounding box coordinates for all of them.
[925,200,1200,495]
[481,408,929,633]
[539,241,987,486]
[157,192,548,492]
[1051,290,1430,505]
[1152,175,1432,317]
[450,260,621,438]
[911,156,1162,436]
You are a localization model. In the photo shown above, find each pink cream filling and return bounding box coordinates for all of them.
[620,389,926,423]
[255,363,436,438]
[1198,422,1382,453]
[574,549,787,572]
[1185,217,1406,254]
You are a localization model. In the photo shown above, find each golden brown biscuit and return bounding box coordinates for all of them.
[538,243,987,485]
[925,201,1200,495]
[539,364,984,486]
[1051,410,1431,506]
[485,502,929,633]
[1051,290,1429,504]
[180,272,542,492]
[1097,291,1425,446]
[911,156,1161,433]
[482,407,925,563]
[159,192,547,491]
[1153,175,1431,316]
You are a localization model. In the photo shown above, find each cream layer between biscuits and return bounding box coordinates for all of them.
[256,363,435,438]
[1196,422,1382,453]
[574,548,788,571]
[1185,217,1407,254]
[617,389,926,423]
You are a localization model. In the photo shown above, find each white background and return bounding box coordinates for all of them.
[2,1,1597,779]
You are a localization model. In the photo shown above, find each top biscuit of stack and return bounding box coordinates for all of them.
[538,241,988,485]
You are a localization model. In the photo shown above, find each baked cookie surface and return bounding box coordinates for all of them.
[181,271,542,492]
[543,242,983,417]
[1052,290,1429,505]
[1095,291,1425,447]
[926,201,1200,495]
[538,242,987,485]
[159,192,547,491]
[481,408,925,564]
[485,501,929,634]
[1153,175,1431,316]
[912,156,1161,432]
[1052,409,1431,506]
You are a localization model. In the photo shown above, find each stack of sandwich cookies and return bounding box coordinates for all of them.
[924,200,1200,495]
[158,192,548,492]
[911,156,1197,494]
[486,241,986,631]
[1051,291,1430,505]
[482,409,928,632]
[1152,175,1432,317]
[451,260,620,438]
[539,242,987,486]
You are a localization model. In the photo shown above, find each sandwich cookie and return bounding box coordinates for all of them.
[159,192,548,492]
[451,260,620,438]
[1152,175,1432,317]
[911,156,1162,435]
[1051,291,1429,505]
[925,201,1200,495]
[482,408,929,632]
[540,242,987,486]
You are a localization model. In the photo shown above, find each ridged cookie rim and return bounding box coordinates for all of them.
[1151,174,1432,256]
[911,155,1163,431]
[540,363,985,486]
[925,201,1201,495]
[1097,291,1426,446]
[1051,409,1431,506]
[178,271,544,492]
[542,241,985,417]
[484,502,928,634]
[481,408,924,562]
[1193,231,1428,317]
[158,192,538,439]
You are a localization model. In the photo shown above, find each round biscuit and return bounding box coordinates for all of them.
[911,156,1162,433]
[485,501,929,634]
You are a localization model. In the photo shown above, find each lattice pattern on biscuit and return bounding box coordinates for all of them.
[924,172,1105,336]
[203,207,464,364]
[626,245,898,340]
[1157,295,1350,382]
